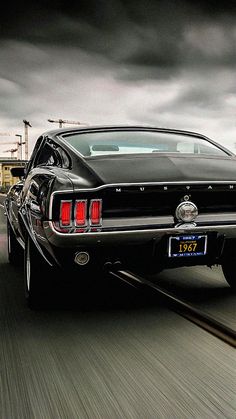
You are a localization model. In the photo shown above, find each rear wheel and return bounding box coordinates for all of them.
[7,220,23,265]
[24,236,53,308]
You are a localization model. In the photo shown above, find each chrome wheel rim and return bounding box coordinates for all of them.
[26,241,31,292]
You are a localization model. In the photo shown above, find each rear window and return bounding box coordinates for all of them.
[61,130,227,157]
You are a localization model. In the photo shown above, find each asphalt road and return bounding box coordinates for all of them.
[148,266,236,330]
[0,197,235,418]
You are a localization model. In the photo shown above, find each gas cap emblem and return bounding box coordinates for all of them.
[175,201,198,223]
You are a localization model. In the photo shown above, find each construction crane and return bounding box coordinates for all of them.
[3,148,18,158]
[0,141,25,159]
[48,118,88,128]
[0,141,20,145]
[23,120,32,161]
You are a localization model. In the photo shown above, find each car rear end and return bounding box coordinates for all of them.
[43,181,236,274]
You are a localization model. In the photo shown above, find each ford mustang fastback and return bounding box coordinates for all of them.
[5,126,236,307]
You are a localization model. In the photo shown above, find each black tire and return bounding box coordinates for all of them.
[7,220,23,266]
[222,258,236,291]
[24,236,53,309]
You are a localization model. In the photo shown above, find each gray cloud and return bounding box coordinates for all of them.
[2,1,236,69]
[0,1,236,156]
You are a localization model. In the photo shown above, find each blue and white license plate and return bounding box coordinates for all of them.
[168,235,207,258]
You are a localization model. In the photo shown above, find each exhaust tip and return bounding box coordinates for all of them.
[74,252,90,266]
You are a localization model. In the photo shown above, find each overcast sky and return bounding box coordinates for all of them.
[1,0,236,156]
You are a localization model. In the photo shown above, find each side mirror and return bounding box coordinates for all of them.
[11,167,25,178]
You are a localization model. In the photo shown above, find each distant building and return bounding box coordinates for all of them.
[0,159,27,192]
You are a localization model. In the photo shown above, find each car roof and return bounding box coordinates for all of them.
[35,125,232,159]
[43,125,213,141]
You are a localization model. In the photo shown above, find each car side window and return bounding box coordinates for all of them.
[35,143,59,167]
[56,147,70,168]
[34,140,71,169]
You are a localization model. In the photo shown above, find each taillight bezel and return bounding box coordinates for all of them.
[59,200,73,228]
[55,194,103,232]
[89,199,103,226]
[74,199,88,227]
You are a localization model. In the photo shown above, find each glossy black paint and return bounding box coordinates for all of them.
[5,125,236,273]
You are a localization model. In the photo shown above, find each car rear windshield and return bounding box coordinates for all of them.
[61,130,227,157]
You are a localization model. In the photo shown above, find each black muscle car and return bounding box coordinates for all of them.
[5,125,236,306]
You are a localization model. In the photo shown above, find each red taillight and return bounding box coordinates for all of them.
[58,198,102,230]
[60,201,72,227]
[90,199,102,225]
[75,200,87,226]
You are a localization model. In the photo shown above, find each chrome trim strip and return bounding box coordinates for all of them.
[204,235,208,255]
[47,220,236,238]
[18,237,25,250]
[196,213,236,222]
[49,189,73,220]
[168,236,171,258]
[73,180,236,193]
[102,215,173,228]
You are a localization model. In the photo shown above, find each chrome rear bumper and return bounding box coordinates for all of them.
[43,220,236,248]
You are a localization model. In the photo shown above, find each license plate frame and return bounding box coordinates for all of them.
[168,234,207,258]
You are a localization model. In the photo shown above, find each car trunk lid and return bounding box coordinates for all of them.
[84,154,236,184]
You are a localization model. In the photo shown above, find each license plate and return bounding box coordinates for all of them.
[168,235,207,258]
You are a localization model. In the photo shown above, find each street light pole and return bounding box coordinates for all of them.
[23,120,32,160]
[15,134,23,160]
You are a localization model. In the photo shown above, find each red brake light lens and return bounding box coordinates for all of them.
[75,200,87,226]
[60,201,72,227]
[58,198,102,230]
[90,200,102,225]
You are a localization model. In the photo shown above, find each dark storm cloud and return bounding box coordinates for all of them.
[1,0,236,73]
